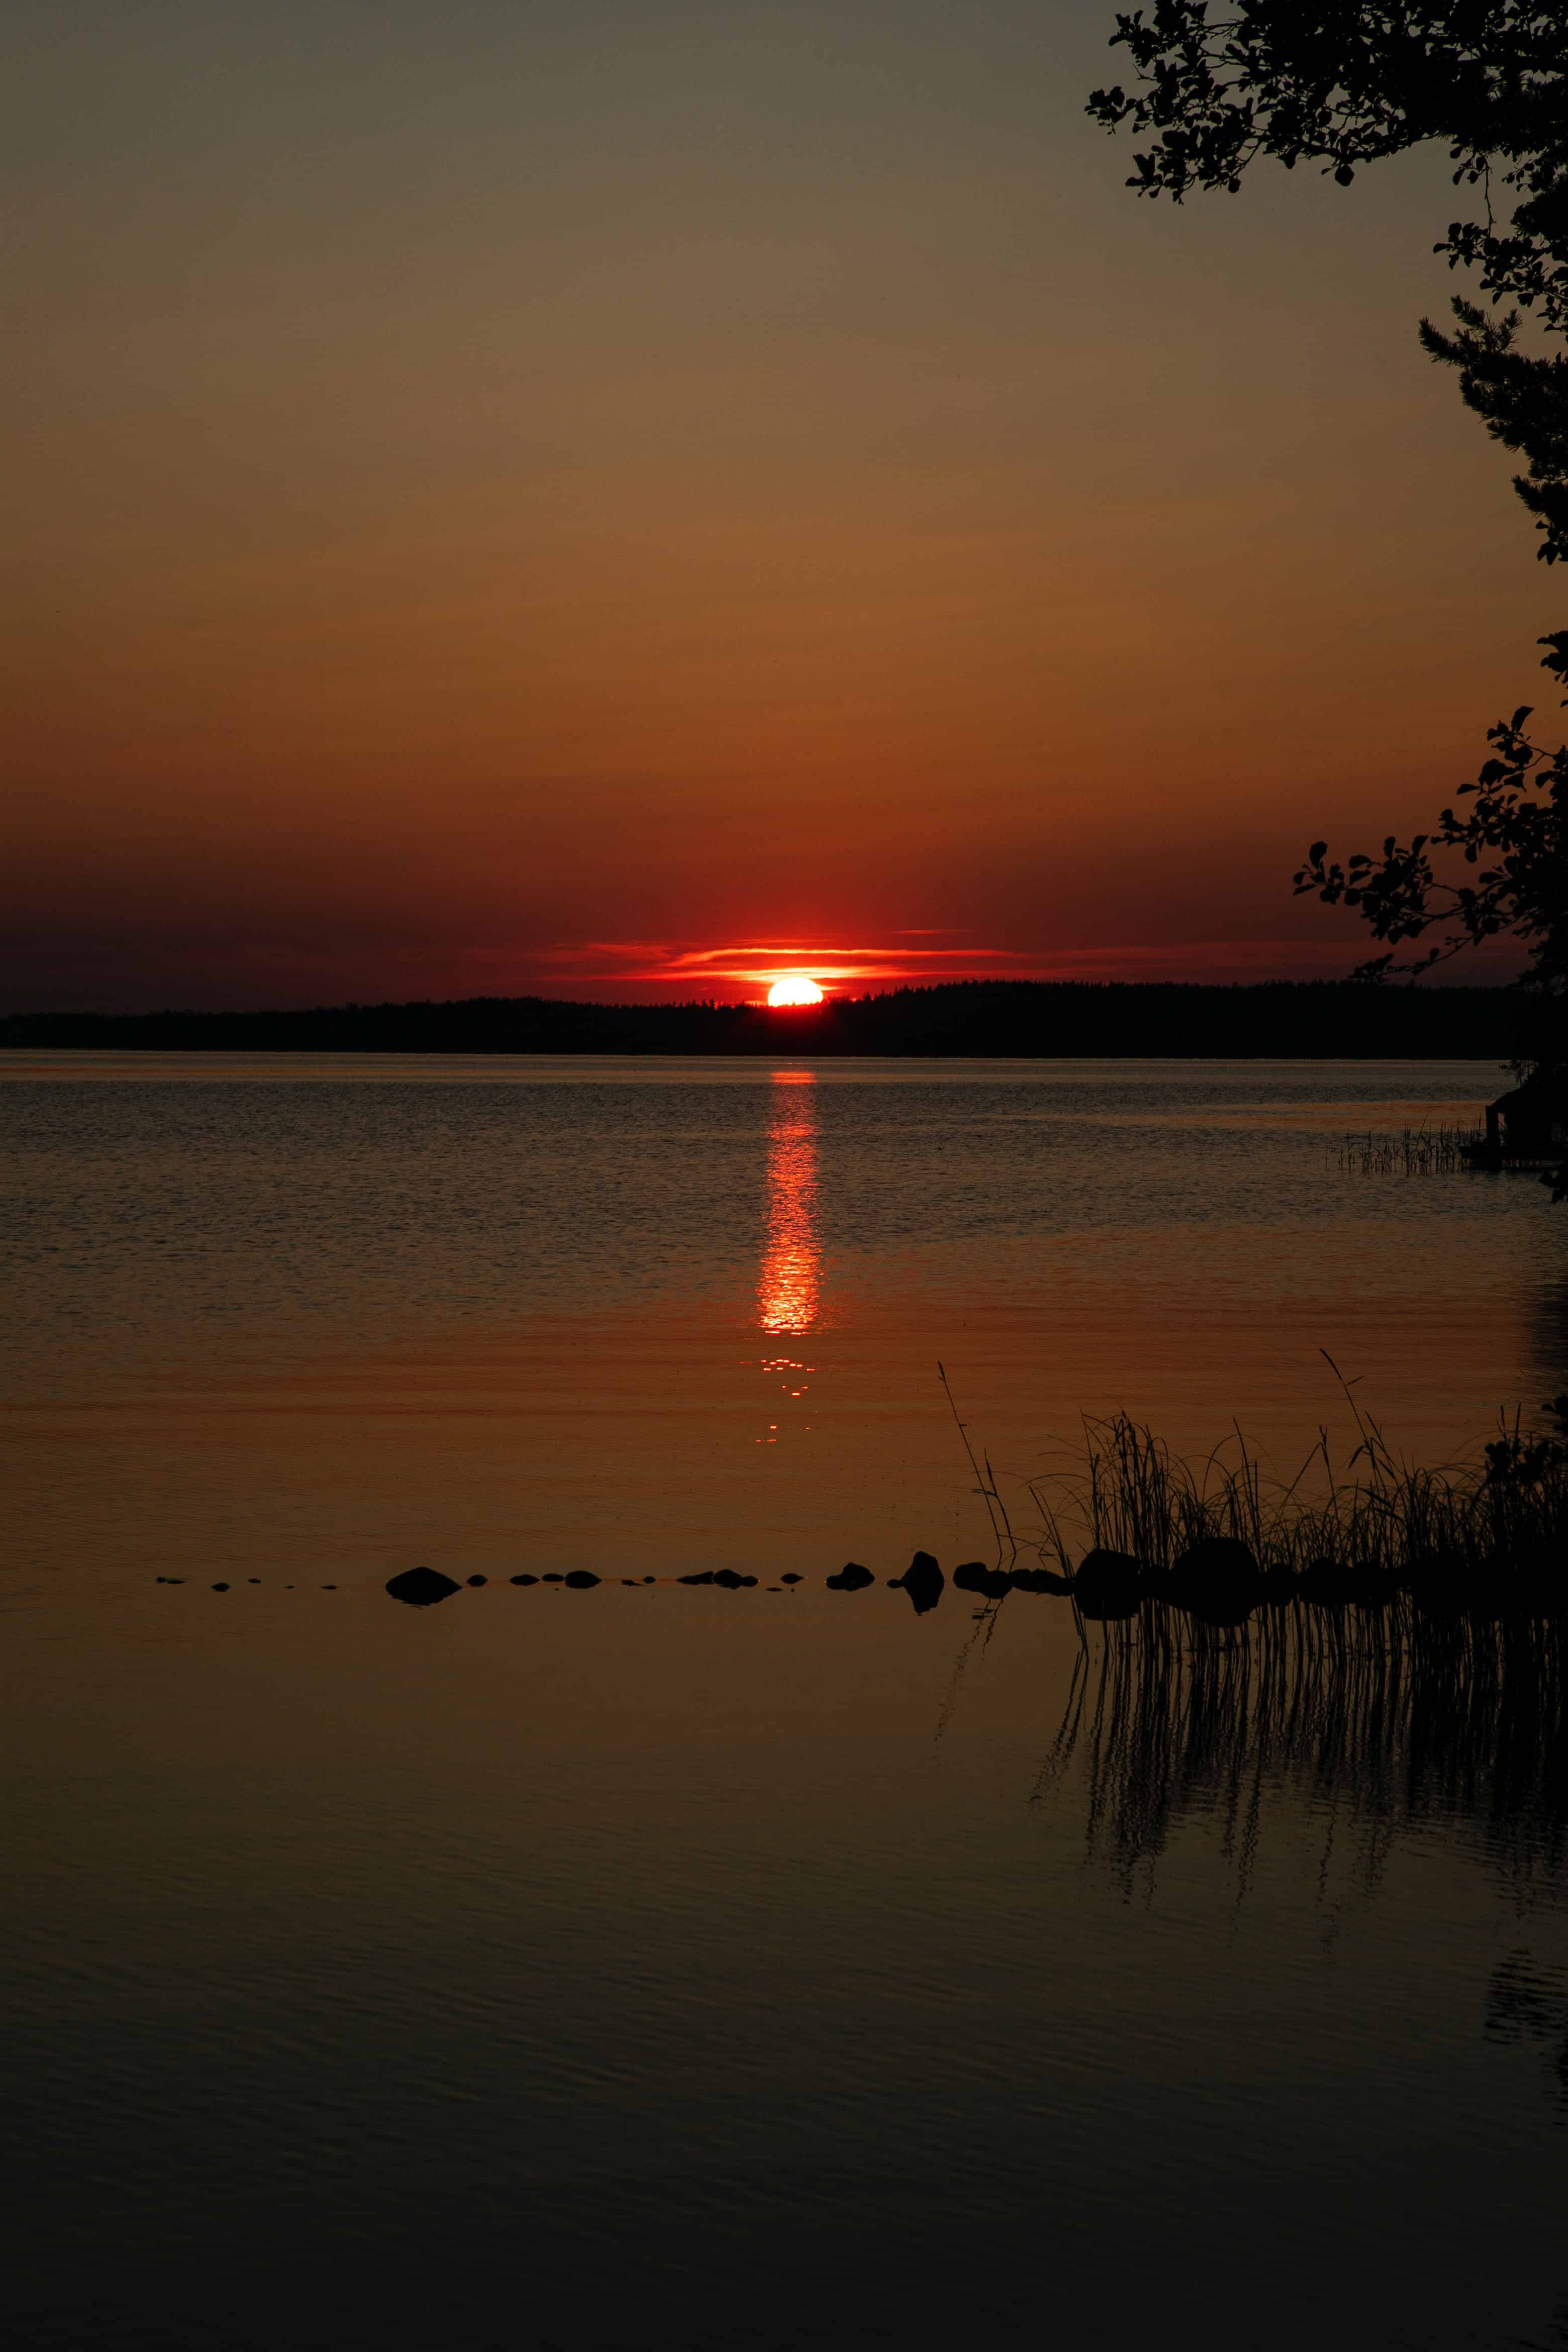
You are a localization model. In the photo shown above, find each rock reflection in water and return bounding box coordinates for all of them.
[1038,1611,1567,1910]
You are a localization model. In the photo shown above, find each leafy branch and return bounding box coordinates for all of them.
[1089,5,1568,556]
[1293,631,1568,991]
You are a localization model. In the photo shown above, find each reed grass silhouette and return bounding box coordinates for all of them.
[935,1367,1568,1920]
[1335,1123,1484,1176]
[1015,1360,1568,1628]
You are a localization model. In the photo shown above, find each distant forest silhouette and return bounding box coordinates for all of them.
[0,980,1524,1057]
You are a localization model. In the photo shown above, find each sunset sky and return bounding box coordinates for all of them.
[4,0,1552,1010]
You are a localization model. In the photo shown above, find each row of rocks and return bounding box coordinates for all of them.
[156,1576,337,1591]
[183,1555,1065,1609]
[385,1565,618,1604]
[383,1542,1297,1623]
[386,1553,1037,1611]
[177,1542,1565,1625]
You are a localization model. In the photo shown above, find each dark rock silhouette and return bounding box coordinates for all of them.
[1071,1547,1147,1621]
[466,1575,488,1587]
[713,1569,758,1589]
[781,1573,804,1584]
[1407,1551,1474,1620]
[1178,1593,1257,1629]
[212,1582,229,1592]
[892,1550,944,1614]
[511,1574,538,1586]
[826,1561,875,1591]
[1296,1556,1353,1608]
[953,1560,1013,1600]
[679,1572,714,1586]
[564,1570,601,1589]
[1012,1565,1073,1595]
[543,1574,564,1583]
[386,1565,460,1607]
[642,1576,656,1584]
[1168,1536,1262,1626]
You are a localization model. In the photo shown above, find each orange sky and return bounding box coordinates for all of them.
[2,0,1551,1009]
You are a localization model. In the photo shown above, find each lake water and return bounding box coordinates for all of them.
[3,1055,1566,2348]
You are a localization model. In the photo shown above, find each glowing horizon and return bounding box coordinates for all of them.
[438,932,1445,1006]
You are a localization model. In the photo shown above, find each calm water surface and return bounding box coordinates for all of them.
[3,1056,1566,2347]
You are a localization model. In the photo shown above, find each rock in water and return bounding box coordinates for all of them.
[1168,1536,1262,1625]
[713,1569,758,1589]
[1295,1556,1352,1608]
[386,1565,460,1608]
[952,1560,1012,1600]
[1070,1547,1147,1620]
[563,1570,601,1589]
[1011,1565,1073,1596]
[826,1561,875,1592]
[678,1572,714,1586]
[893,1551,945,1614]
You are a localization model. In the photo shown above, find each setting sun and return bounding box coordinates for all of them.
[766,975,825,1008]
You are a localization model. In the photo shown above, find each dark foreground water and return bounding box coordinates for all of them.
[3,1056,1566,2348]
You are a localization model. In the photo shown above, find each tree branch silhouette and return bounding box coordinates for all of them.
[1090,4,1568,1195]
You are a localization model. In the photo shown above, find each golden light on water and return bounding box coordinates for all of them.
[758,1070,820,1334]
[766,975,824,1007]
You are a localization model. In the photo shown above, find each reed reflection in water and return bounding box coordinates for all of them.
[1039,1608,1567,1917]
[1029,1604,1568,2126]
[758,1069,820,1336]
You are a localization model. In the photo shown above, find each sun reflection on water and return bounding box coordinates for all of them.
[758,1070,820,1336]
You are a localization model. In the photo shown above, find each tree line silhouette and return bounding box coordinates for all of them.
[0,979,1522,1057]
